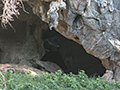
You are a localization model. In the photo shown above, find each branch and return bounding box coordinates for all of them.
[0,72,7,90]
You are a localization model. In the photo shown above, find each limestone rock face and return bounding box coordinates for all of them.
[102,70,113,83]
[24,0,120,81]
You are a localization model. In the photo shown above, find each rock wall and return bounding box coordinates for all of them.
[24,0,120,81]
[0,5,44,65]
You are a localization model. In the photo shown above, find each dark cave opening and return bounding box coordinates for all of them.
[0,16,106,77]
[0,2,106,77]
[41,29,106,76]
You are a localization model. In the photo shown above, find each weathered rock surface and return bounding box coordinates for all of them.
[0,3,63,73]
[102,70,113,83]
[0,64,45,75]
[23,0,120,81]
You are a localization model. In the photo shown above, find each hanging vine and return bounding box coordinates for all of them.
[0,0,29,32]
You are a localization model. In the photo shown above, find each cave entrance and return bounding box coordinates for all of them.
[41,29,106,76]
[0,2,105,76]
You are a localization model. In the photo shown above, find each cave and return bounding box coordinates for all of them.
[0,14,105,76]
[0,1,106,77]
[41,29,106,76]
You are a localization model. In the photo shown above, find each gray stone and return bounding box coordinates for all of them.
[25,0,120,81]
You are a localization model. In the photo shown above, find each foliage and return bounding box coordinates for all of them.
[0,70,120,90]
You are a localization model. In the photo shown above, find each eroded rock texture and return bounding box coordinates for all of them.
[24,0,120,81]
[0,3,63,73]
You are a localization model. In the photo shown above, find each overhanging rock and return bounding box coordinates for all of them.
[24,0,120,81]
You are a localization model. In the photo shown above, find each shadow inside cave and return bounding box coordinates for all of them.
[0,2,105,77]
[41,29,106,76]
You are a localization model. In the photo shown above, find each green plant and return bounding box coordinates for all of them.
[0,70,120,90]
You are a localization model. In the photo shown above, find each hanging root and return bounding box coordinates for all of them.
[0,0,28,32]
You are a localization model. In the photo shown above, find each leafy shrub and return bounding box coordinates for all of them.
[0,70,120,90]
